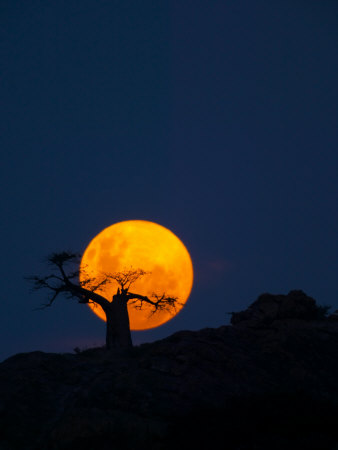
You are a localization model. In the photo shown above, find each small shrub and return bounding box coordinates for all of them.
[315,304,331,319]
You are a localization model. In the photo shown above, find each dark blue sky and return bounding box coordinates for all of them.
[1,0,337,361]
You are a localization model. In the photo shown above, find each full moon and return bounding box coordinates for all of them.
[79,220,194,330]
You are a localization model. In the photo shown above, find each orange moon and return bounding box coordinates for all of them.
[79,220,194,330]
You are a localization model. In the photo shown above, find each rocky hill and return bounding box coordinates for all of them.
[1,290,338,450]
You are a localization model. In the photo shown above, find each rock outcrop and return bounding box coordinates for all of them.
[230,290,326,326]
[1,291,338,450]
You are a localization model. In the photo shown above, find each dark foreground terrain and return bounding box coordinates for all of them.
[1,290,338,450]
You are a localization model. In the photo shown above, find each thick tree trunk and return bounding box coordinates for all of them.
[105,295,132,350]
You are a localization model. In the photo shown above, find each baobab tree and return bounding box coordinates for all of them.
[28,252,180,349]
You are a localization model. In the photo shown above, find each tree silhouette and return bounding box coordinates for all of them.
[28,252,180,349]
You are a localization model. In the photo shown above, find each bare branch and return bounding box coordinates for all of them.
[33,288,64,310]
[47,251,81,267]
[127,291,181,316]
[27,251,111,311]
[104,268,149,290]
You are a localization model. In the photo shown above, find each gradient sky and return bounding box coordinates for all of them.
[1,0,337,361]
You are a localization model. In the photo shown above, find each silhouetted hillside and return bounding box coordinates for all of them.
[1,291,338,449]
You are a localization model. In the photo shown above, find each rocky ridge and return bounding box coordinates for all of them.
[1,290,338,449]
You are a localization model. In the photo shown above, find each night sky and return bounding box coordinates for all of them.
[1,0,337,362]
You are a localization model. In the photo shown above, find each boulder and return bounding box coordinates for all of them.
[231,290,321,327]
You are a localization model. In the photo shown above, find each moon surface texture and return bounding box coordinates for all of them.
[80,220,194,330]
